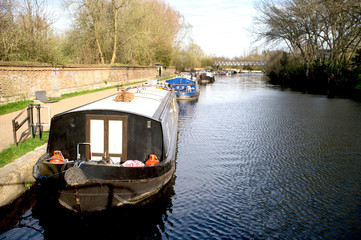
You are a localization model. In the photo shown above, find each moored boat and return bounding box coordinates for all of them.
[166,78,200,101]
[33,86,179,213]
[199,71,215,84]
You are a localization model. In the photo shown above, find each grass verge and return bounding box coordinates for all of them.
[50,85,118,101]
[158,75,175,81]
[0,131,49,168]
[49,80,150,101]
[0,100,34,116]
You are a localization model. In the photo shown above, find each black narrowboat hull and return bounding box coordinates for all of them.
[33,153,73,182]
[59,161,175,212]
[175,92,200,101]
[199,75,215,84]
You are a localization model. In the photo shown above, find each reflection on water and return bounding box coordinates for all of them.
[1,74,361,239]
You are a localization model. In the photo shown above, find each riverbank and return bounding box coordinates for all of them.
[0,144,46,207]
[265,51,361,100]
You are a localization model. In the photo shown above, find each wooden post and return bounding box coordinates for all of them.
[29,104,35,138]
[12,119,18,147]
[27,105,33,138]
[36,104,42,139]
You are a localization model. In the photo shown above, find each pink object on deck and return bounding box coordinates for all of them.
[122,160,145,167]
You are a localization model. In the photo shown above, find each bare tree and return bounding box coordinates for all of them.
[110,0,127,64]
[0,0,18,60]
[255,0,361,80]
[77,0,108,64]
[0,0,58,62]
[115,0,182,66]
[65,0,188,66]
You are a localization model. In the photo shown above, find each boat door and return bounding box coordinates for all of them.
[86,115,127,163]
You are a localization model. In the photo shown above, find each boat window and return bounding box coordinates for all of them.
[163,117,170,155]
[90,119,104,160]
[86,115,127,164]
[108,120,123,160]
[163,100,177,156]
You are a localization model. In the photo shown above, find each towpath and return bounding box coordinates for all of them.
[0,87,121,152]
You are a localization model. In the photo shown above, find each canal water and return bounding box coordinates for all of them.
[1,74,361,239]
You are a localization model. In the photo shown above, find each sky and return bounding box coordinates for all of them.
[52,0,260,58]
[167,0,260,58]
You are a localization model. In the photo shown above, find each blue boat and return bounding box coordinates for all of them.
[166,78,200,100]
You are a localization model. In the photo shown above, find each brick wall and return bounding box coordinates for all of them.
[0,65,175,105]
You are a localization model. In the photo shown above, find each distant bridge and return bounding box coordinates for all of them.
[214,61,267,67]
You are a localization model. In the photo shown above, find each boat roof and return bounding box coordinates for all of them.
[60,87,171,120]
[166,78,196,85]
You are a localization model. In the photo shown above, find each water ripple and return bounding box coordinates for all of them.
[170,75,361,239]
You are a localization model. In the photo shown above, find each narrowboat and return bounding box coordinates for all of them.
[166,78,200,101]
[199,71,215,84]
[33,86,179,213]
